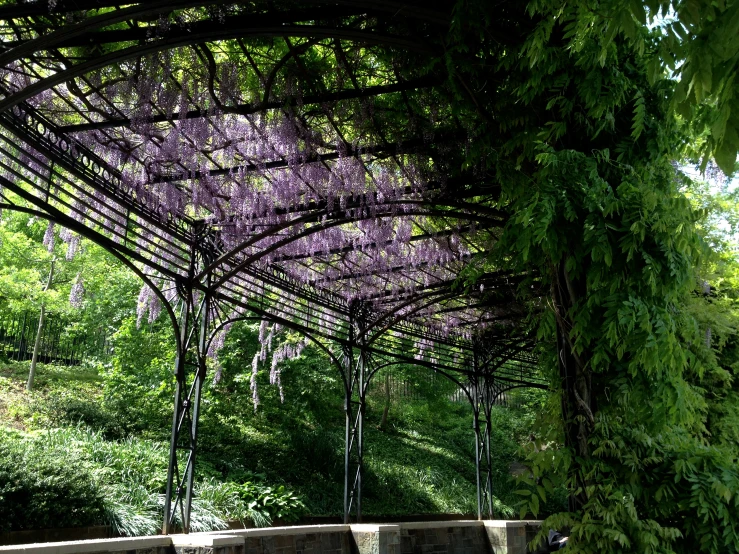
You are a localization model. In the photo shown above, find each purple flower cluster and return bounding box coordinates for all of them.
[13,46,501,363]
[69,274,84,309]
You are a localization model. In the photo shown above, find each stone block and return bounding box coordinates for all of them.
[400,535,414,554]
[275,536,294,549]
[484,528,507,547]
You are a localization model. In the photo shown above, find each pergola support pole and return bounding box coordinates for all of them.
[472,381,483,521]
[342,301,369,523]
[162,304,189,534]
[356,316,368,522]
[163,291,197,533]
[162,288,211,534]
[470,347,496,521]
[162,227,213,534]
[183,296,210,530]
[342,342,354,524]
[481,376,495,519]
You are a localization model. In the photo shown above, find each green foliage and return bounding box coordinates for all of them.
[0,428,107,533]
[0,422,310,535]
[442,1,739,552]
[516,0,739,175]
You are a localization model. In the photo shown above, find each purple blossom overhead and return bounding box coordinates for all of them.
[0,31,531,377]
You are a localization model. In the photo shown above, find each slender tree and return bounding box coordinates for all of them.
[26,257,54,391]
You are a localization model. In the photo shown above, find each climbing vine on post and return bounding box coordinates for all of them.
[442,1,739,552]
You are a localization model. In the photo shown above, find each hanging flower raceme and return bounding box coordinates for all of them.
[250,351,260,412]
[69,274,84,309]
[269,338,308,403]
[58,227,81,261]
[208,322,233,385]
[42,221,55,252]
[248,319,310,410]
[136,283,161,328]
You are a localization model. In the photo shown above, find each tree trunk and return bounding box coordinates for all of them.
[379,372,391,429]
[27,258,55,392]
[553,258,593,511]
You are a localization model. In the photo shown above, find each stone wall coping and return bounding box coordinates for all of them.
[170,534,244,547]
[212,524,351,538]
[0,536,170,554]
[482,520,526,529]
[0,519,547,552]
[349,525,401,533]
[398,521,482,530]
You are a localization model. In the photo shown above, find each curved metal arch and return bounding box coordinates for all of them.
[367,289,463,345]
[63,77,438,134]
[209,207,501,289]
[207,205,497,284]
[205,314,260,353]
[0,1,226,68]
[484,342,537,373]
[203,309,349,395]
[0,195,184,354]
[203,310,344,375]
[0,24,433,115]
[0,0,452,25]
[487,382,546,405]
[209,293,346,381]
[365,358,474,403]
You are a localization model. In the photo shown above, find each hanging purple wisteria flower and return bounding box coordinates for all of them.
[65,234,80,261]
[136,284,152,328]
[42,221,55,253]
[69,274,84,309]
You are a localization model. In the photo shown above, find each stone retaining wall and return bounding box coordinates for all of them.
[0,521,547,554]
[399,521,486,554]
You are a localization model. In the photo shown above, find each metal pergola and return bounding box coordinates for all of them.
[0,1,547,532]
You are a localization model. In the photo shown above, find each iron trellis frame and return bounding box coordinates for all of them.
[0,1,551,531]
[340,300,382,523]
[464,337,545,521]
[162,223,221,534]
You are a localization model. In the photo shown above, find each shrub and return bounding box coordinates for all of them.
[0,428,107,532]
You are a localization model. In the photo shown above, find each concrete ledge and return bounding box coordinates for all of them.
[213,524,351,537]
[0,520,546,554]
[171,534,244,547]
[350,525,400,533]
[482,521,526,529]
[0,536,170,554]
[398,521,482,530]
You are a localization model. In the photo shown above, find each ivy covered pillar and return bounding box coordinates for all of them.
[553,259,592,513]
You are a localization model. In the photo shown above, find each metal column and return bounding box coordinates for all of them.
[162,224,217,534]
[342,301,371,523]
[162,287,211,534]
[470,354,495,520]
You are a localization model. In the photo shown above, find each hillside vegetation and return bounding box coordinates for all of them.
[0,350,548,536]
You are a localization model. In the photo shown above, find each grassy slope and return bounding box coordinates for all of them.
[0,359,539,534]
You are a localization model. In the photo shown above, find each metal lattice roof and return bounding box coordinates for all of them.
[0,0,545,386]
